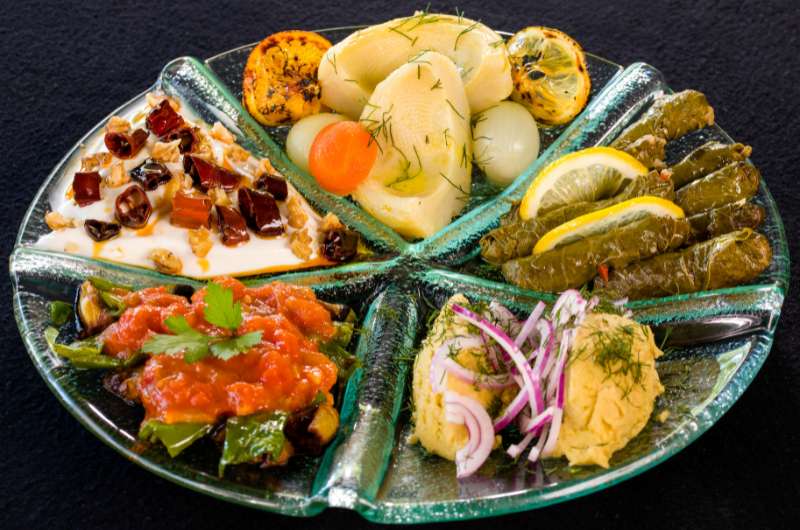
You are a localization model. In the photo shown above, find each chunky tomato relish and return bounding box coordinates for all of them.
[101,278,338,424]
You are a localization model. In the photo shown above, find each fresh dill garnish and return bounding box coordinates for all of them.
[439,172,471,202]
[445,99,465,120]
[443,128,453,147]
[581,323,649,398]
[430,78,443,90]
[388,26,415,43]
[344,78,358,84]
[454,20,480,50]
[326,52,338,75]
[490,38,506,48]
[454,6,465,24]
[459,144,469,168]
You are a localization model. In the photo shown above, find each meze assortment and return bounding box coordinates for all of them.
[28,9,778,490]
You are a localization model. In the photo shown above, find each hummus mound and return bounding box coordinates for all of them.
[552,312,664,468]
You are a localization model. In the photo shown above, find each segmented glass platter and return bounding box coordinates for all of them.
[10,27,789,523]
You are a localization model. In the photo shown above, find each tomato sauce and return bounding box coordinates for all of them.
[101,278,338,424]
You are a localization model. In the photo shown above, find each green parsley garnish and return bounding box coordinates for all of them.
[142,282,263,363]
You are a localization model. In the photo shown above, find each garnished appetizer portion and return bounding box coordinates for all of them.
[243,11,592,238]
[45,277,359,472]
[480,91,772,299]
[36,92,360,278]
[411,290,664,477]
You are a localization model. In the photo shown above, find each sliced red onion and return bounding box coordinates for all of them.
[507,430,536,459]
[541,407,564,457]
[507,408,553,459]
[531,320,554,368]
[452,305,539,418]
[442,357,513,389]
[527,426,550,462]
[488,301,521,336]
[493,388,527,432]
[444,391,495,478]
[523,406,555,434]
[515,301,545,347]
[430,336,484,392]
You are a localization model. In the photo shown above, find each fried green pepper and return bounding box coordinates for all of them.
[623,134,667,169]
[686,200,765,244]
[594,229,772,300]
[675,161,760,215]
[500,215,690,292]
[611,90,715,150]
[481,170,674,264]
[670,141,752,188]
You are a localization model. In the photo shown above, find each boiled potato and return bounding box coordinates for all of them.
[286,113,346,172]
[243,31,331,126]
[318,13,511,119]
[473,101,540,187]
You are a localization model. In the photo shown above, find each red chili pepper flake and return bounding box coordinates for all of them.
[72,171,102,206]
[146,100,184,137]
[597,263,610,282]
[185,155,240,191]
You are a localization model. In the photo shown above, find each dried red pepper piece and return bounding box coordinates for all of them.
[84,219,121,241]
[170,190,212,229]
[146,100,184,137]
[238,187,284,236]
[163,126,197,154]
[72,171,102,206]
[322,229,358,262]
[185,155,240,191]
[114,184,152,228]
[130,159,172,190]
[104,128,149,159]
[216,205,250,246]
[254,174,288,201]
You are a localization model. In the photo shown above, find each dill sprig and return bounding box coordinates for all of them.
[454,20,480,50]
[445,98,465,120]
[430,78,443,90]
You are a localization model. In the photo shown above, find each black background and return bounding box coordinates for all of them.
[2,1,799,528]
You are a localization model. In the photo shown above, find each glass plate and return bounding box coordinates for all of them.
[10,25,789,524]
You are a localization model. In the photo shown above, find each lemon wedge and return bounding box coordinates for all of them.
[506,26,591,125]
[533,196,685,254]
[519,147,648,221]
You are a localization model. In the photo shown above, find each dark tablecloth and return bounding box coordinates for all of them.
[2,1,798,528]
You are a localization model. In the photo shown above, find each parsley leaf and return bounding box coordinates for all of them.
[203,282,242,331]
[209,331,263,360]
[142,315,211,362]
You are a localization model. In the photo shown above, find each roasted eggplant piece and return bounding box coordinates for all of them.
[623,134,666,169]
[75,280,116,337]
[284,403,339,455]
[670,141,752,188]
[481,169,675,264]
[675,161,760,215]
[84,219,121,242]
[501,215,690,292]
[595,229,772,299]
[130,159,172,190]
[686,200,765,244]
[611,90,715,149]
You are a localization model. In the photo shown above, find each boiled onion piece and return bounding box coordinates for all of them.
[473,101,540,187]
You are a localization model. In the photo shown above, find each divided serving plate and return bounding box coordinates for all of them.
[10,27,790,523]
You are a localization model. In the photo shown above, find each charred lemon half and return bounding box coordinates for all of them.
[243,30,332,126]
[507,26,590,126]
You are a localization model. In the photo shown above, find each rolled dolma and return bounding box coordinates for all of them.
[623,134,667,169]
[671,141,752,188]
[611,90,715,150]
[501,215,690,292]
[675,161,760,215]
[686,200,765,244]
[595,229,772,300]
[481,170,675,264]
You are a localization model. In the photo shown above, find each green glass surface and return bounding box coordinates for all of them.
[10,26,789,523]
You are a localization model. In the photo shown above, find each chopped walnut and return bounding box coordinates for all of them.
[255,157,281,178]
[105,162,130,188]
[210,121,235,143]
[146,92,180,111]
[106,116,131,134]
[45,211,76,230]
[224,144,250,163]
[188,227,213,258]
[289,229,313,260]
[190,129,213,158]
[208,187,231,206]
[149,248,182,274]
[286,195,308,229]
[81,152,113,171]
[320,212,344,232]
[151,139,181,163]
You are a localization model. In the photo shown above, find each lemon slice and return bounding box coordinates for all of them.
[519,147,648,221]
[506,26,591,125]
[533,197,685,254]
